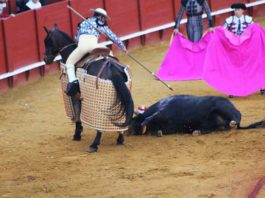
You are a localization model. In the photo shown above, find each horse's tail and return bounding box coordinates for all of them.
[238,119,265,130]
[110,73,134,127]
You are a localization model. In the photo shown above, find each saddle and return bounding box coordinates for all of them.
[75,47,114,68]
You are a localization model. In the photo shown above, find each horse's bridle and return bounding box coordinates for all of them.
[46,31,76,56]
[59,43,77,54]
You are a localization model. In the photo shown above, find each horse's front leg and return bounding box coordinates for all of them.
[73,121,83,141]
[72,93,83,141]
[117,132,124,145]
[88,131,102,153]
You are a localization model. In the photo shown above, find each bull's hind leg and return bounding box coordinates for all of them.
[229,120,237,128]
[88,131,102,153]
[215,100,241,129]
[117,132,124,145]
[72,94,83,141]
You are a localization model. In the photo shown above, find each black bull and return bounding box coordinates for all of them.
[129,95,265,136]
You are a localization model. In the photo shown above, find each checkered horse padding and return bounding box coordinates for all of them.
[60,63,76,122]
[77,65,132,132]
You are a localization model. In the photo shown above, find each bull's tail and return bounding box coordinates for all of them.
[110,73,134,128]
[238,120,265,130]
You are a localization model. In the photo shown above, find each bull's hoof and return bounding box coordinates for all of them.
[87,146,98,153]
[157,130,163,137]
[72,134,81,141]
[229,120,237,128]
[192,130,201,136]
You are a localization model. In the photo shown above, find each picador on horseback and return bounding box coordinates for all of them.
[43,7,134,152]
[65,8,128,97]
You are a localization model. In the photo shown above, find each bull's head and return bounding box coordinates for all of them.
[127,115,147,135]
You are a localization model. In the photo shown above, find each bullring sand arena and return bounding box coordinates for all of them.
[1,18,265,198]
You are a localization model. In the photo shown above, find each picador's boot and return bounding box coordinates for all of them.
[65,64,80,96]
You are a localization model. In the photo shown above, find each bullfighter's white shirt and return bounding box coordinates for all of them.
[224,15,253,35]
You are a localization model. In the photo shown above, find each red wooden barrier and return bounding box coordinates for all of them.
[173,0,181,17]
[3,10,39,87]
[139,0,176,45]
[0,20,9,92]
[8,0,16,14]
[36,0,71,74]
[248,0,265,17]
[210,0,248,11]
[46,0,65,4]
[105,0,141,52]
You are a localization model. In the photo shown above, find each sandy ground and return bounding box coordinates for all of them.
[1,23,265,197]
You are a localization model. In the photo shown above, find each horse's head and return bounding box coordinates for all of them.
[43,25,60,64]
[43,24,75,64]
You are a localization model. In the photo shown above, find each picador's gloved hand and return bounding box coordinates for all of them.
[65,80,80,97]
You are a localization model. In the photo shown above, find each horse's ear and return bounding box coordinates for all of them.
[43,26,49,34]
[54,24,58,29]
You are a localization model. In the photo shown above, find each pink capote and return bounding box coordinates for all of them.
[157,23,265,96]
[157,32,211,80]
[203,24,265,96]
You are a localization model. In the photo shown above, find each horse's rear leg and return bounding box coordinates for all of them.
[117,132,124,145]
[88,131,102,153]
[72,94,83,141]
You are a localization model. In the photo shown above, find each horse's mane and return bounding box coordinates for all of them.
[48,28,75,44]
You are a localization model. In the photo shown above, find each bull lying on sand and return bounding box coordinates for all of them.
[129,95,265,136]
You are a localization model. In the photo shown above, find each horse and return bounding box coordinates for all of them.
[128,95,265,136]
[43,24,134,152]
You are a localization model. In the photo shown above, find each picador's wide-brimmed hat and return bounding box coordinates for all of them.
[90,8,110,20]
[231,3,247,10]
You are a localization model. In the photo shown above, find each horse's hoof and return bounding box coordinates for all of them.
[87,146,98,153]
[72,135,81,141]
[116,141,124,145]
[116,137,124,145]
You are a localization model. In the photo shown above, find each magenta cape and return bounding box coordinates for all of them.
[157,24,265,96]
[157,32,211,81]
